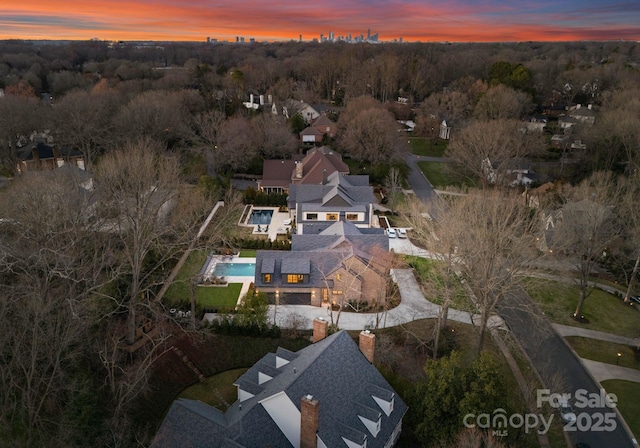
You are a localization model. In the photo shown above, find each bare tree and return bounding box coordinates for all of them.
[0,93,44,174]
[445,119,545,186]
[553,172,623,318]
[0,169,111,446]
[406,191,540,355]
[473,84,534,120]
[619,173,640,302]
[52,89,117,166]
[251,113,298,160]
[95,139,209,345]
[214,117,256,172]
[337,98,407,165]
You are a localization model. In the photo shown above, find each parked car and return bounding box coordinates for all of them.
[397,228,407,238]
[629,295,640,305]
[387,228,397,238]
[560,399,576,424]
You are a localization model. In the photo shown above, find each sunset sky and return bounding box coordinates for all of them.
[1,0,639,43]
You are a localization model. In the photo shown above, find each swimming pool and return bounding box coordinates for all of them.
[213,263,256,277]
[248,209,273,225]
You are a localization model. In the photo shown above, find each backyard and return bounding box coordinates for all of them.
[163,250,246,310]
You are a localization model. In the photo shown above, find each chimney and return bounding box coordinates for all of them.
[295,161,303,179]
[300,395,319,448]
[249,93,254,104]
[322,169,328,185]
[313,318,328,343]
[359,330,375,364]
[260,94,265,105]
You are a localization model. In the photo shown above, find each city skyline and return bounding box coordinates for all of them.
[1,0,639,43]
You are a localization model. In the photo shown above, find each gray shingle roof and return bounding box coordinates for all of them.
[153,331,407,448]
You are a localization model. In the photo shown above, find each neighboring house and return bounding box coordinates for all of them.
[288,171,376,235]
[254,220,388,306]
[483,158,543,187]
[522,182,554,209]
[524,115,548,132]
[280,100,320,123]
[439,119,451,140]
[243,92,273,110]
[300,126,324,144]
[568,104,596,126]
[16,141,85,174]
[301,115,337,143]
[258,146,349,195]
[153,326,407,448]
[311,115,337,138]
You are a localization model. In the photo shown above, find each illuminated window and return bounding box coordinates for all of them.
[336,274,342,280]
[307,213,318,220]
[287,274,304,283]
[346,213,358,221]
[263,273,271,283]
[332,290,343,295]
[326,213,338,221]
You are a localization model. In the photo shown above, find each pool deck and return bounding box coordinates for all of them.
[239,206,293,241]
[202,254,256,306]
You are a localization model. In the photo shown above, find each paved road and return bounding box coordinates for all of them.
[403,153,438,203]
[498,290,637,448]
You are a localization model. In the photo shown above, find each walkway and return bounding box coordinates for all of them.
[267,268,505,331]
[554,323,640,347]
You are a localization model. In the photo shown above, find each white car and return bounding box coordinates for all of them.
[387,228,397,238]
[397,228,407,238]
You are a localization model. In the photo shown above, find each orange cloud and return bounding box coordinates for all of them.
[1,0,639,42]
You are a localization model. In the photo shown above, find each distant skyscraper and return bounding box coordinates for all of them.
[367,28,370,40]
[329,31,334,41]
[299,34,302,42]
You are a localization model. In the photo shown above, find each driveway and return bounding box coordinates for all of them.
[498,289,637,448]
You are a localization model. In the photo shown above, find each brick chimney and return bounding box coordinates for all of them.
[359,330,375,364]
[313,318,328,343]
[295,161,303,179]
[300,395,319,448]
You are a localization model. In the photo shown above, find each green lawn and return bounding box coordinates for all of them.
[565,337,640,370]
[196,283,243,308]
[408,137,448,157]
[239,250,257,258]
[416,161,475,189]
[164,250,208,302]
[164,249,244,309]
[403,255,475,312]
[179,368,248,411]
[524,278,640,338]
[600,380,640,440]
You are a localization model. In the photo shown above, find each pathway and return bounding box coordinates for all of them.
[263,268,505,331]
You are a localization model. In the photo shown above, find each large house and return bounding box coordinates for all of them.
[254,220,389,307]
[289,171,376,235]
[258,146,349,195]
[16,141,85,174]
[152,326,407,448]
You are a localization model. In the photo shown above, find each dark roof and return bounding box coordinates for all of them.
[289,172,375,210]
[18,141,83,161]
[153,331,407,448]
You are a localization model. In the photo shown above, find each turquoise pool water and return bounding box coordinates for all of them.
[248,209,273,225]
[213,263,256,277]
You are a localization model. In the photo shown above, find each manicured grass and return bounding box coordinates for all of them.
[164,250,244,309]
[416,161,475,189]
[179,368,248,410]
[524,278,640,338]
[600,380,640,440]
[196,283,243,308]
[565,337,640,370]
[403,255,475,312]
[164,250,208,302]
[408,137,448,157]
[239,250,256,258]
